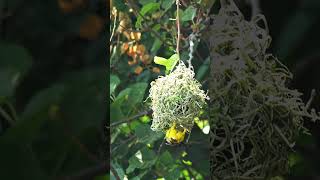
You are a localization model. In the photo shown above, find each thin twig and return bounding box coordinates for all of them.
[176,0,181,57]
[110,7,118,42]
[157,138,165,155]
[111,135,136,154]
[110,110,152,127]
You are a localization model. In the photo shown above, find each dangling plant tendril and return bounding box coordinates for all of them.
[205,0,320,179]
[149,62,209,132]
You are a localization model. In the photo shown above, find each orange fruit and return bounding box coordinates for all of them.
[135,66,143,74]
[130,32,141,41]
[136,44,145,55]
[128,58,137,66]
[152,67,161,74]
[121,43,129,54]
[140,54,150,64]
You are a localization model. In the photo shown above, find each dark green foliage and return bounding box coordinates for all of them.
[0,0,106,179]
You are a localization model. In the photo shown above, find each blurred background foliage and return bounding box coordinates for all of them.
[0,0,107,179]
[110,0,320,180]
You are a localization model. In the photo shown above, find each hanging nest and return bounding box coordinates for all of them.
[205,0,320,179]
[149,62,209,132]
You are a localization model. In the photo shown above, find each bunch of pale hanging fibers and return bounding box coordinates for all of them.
[205,0,320,179]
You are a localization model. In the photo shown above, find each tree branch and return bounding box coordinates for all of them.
[109,109,152,127]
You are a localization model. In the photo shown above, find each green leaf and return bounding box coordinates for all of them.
[126,154,143,173]
[113,0,127,11]
[60,69,106,135]
[140,3,160,17]
[289,152,303,168]
[152,24,161,31]
[110,74,120,96]
[154,54,179,74]
[111,82,147,123]
[110,102,124,123]
[131,176,141,180]
[187,131,210,176]
[0,69,17,98]
[0,43,32,73]
[114,88,132,105]
[151,38,163,54]
[181,6,197,22]
[159,151,175,166]
[0,43,32,98]
[135,124,163,144]
[111,162,126,180]
[136,2,160,28]
[196,57,210,81]
[161,0,175,12]
[141,147,156,161]
[165,168,181,180]
[2,84,65,143]
[199,0,216,10]
[139,0,156,5]
[127,82,148,107]
[126,148,157,174]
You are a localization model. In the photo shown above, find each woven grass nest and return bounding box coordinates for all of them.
[149,62,209,132]
[205,0,320,179]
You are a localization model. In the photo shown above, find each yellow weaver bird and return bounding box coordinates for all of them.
[165,123,188,145]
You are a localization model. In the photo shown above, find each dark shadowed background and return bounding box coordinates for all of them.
[0,0,107,179]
